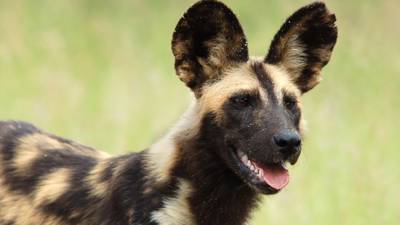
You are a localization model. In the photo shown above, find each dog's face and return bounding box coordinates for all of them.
[172,1,337,194]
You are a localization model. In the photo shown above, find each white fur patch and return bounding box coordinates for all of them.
[145,101,201,183]
[151,179,195,225]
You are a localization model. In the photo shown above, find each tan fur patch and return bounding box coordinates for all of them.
[200,63,266,120]
[33,168,71,206]
[278,34,308,80]
[201,36,230,75]
[13,133,70,174]
[127,208,135,225]
[21,133,65,149]
[269,9,313,81]
[12,135,43,175]
[11,133,107,176]
[151,179,195,225]
[0,178,67,225]
[176,61,196,85]
[86,160,110,197]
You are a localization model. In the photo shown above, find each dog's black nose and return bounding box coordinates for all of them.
[273,130,301,155]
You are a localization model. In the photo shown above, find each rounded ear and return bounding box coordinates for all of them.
[172,0,248,95]
[265,2,338,93]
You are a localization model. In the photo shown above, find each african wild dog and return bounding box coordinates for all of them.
[0,1,337,225]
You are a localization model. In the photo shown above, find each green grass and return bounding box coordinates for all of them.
[1,0,399,224]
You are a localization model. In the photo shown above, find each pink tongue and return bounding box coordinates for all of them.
[260,164,289,190]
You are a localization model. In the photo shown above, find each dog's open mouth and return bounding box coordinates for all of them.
[234,149,289,194]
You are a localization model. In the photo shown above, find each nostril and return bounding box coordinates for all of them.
[273,130,301,149]
[293,138,301,147]
[274,136,288,147]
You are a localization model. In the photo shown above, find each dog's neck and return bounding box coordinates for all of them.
[145,101,260,225]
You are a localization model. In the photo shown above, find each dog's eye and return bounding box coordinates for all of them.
[283,96,297,110]
[230,94,252,108]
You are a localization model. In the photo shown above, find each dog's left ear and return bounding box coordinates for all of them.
[265,2,338,93]
[172,0,248,96]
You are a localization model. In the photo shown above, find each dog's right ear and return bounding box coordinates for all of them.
[172,0,248,96]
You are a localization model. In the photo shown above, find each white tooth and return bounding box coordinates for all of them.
[246,161,251,168]
[242,154,248,162]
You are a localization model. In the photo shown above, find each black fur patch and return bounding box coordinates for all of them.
[40,154,99,224]
[0,220,15,225]
[94,152,179,225]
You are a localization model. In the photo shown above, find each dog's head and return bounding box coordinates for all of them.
[172,0,337,194]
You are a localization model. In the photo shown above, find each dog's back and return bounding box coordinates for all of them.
[0,121,192,225]
[0,121,110,225]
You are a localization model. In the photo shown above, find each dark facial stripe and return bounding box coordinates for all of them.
[251,62,278,104]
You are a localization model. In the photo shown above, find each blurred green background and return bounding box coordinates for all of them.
[0,0,399,224]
